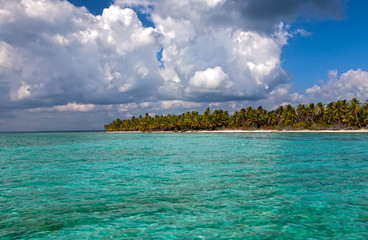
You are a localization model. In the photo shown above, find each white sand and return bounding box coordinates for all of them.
[107,129,368,133]
[186,129,368,133]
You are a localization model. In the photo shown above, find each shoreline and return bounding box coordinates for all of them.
[106,129,368,133]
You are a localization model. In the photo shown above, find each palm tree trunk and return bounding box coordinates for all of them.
[355,113,362,128]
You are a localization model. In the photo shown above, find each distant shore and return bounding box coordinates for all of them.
[106,129,368,133]
[105,99,368,132]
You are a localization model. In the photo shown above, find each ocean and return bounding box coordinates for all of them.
[1,132,368,239]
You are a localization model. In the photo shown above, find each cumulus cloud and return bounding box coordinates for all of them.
[188,66,230,91]
[0,0,161,111]
[305,69,368,101]
[147,0,293,102]
[0,0,296,112]
[0,0,348,130]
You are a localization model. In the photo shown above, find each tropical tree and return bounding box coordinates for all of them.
[316,102,325,125]
[349,98,362,128]
[104,98,368,131]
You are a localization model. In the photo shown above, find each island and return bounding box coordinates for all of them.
[104,98,368,132]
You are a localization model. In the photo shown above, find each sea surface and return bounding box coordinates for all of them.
[1,132,368,239]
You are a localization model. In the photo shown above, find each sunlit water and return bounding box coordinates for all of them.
[1,132,368,239]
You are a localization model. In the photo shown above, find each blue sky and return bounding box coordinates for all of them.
[282,0,368,92]
[67,0,112,15]
[0,0,368,131]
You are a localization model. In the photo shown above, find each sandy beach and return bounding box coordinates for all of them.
[107,129,368,133]
[195,129,368,133]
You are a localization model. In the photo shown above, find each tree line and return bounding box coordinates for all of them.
[104,98,368,131]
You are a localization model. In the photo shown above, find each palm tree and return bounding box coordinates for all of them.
[265,111,276,127]
[307,103,316,123]
[239,108,247,126]
[230,111,242,127]
[247,108,259,128]
[296,104,307,123]
[281,104,296,126]
[275,106,284,125]
[316,102,325,126]
[349,98,362,128]
[332,100,345,126]
[342,112,355,128]
[104,98,368,131]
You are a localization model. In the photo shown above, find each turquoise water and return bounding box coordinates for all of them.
[1,132,368,239]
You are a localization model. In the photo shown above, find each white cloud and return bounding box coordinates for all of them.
[53,103,95,112]
[15,81,31,100]
[254,84,307,109]
[160,100,200,109]
[159,67,181,83]
[118,103,137,112]
[189,66,230,91]
[0,42,13,68]
[21,0,74,21]
[117,102,155,112]
[305,69,368,101]
[305,84,321,95]
[0,0,161,107]
[0,9,12,23]
[203,0,224,8]
[0,0,347,131]
[147,1,291,101]
[30,102,96,112]
[0,0,294,109]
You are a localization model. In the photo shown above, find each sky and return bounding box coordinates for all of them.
[0,0,368,131]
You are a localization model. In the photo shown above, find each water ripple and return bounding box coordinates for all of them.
[1,132,368,239]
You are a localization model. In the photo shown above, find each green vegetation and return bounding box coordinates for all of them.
[104,98,368,132]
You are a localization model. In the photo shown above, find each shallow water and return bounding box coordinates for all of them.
[1,132,368,239]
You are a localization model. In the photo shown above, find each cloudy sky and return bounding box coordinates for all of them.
[0,0,367,131]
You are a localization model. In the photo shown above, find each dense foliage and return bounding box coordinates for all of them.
[105,98,368,131]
